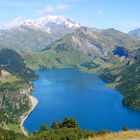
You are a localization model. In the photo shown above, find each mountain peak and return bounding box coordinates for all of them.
[129,28,140,37]
[22,15,81,33]
[35,15,81,28]
[0,15,81,32]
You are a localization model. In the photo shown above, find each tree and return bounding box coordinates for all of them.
[51,121,59,129]
[61,117,79,128]
[61,117,70,128]
[40,123,48,132]
[69,117,79,128]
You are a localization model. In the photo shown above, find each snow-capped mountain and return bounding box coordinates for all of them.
[36,15,80,28]
[24,15,81,33]
[0,15,139,54]
[1,15,81,34]
[0,15,81,51]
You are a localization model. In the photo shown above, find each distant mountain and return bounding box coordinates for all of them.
[1,15,81,32]
[0,16,140,71]
[44,27,139,58]
[22,15,81,34]
[21,27,140,70]
[128,28,140,37]
[0,15,81,51]
[0,15,139,54]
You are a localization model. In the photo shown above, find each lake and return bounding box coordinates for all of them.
[24,68,140,132]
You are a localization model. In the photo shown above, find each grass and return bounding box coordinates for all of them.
[7,123,21,133]
[84,131,140,140]
[22,40,89,70]
[3,74,19,83]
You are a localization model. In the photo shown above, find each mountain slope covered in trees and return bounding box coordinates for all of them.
[0,49,37,131]
[100,49,140,110]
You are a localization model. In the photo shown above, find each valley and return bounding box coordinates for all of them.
[0,15,140,139]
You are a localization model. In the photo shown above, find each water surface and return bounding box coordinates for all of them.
[24,68,140,132]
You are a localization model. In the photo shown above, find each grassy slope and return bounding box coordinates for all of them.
[0,72,30,129]
[23,38,89,70]
[1,126,140,140]
[0,49,37,132]
[85,131,140,140]
[6,124,21,133]
[33,130,140,140]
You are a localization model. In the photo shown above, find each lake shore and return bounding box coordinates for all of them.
[20,95,38,136]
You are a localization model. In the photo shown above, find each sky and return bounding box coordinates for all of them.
[0,0,140,32]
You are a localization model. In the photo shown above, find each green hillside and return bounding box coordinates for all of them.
[0,49,37,131]
[100,49,140,110]
[22,39,89,70]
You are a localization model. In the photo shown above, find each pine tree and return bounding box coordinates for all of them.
[51,121,59,129]
[61,117,79,128]
[40,123,48,132]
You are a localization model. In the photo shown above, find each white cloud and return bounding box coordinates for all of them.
[37,4,68,15]
[1,17,23,29]
[56,4,68,10]
[96,10,104,15]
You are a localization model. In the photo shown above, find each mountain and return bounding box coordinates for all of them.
[0,15,80,51]
[41,27,139,61]
[99,48,140,111]
[0,16,139,71]
[1,15,81,32]
[129,28,140,37]
[0,15,139,55]
[0,15,140,112]
[20,26,139,70]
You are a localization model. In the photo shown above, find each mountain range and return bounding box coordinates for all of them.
[0,15,139,55]
[1,15,140,140]
[0,15,140,111]
[0,15,80,51]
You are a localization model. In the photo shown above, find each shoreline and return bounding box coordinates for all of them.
[20,95,38,136]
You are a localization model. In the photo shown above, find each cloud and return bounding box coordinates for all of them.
[56,4,68,10]
[37,4,68,15]
[1,17,23,29]
[96,10,104,15]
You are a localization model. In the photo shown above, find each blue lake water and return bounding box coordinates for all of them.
[24,68,140,132]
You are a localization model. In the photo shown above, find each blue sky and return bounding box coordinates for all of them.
[0,0,140,32]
